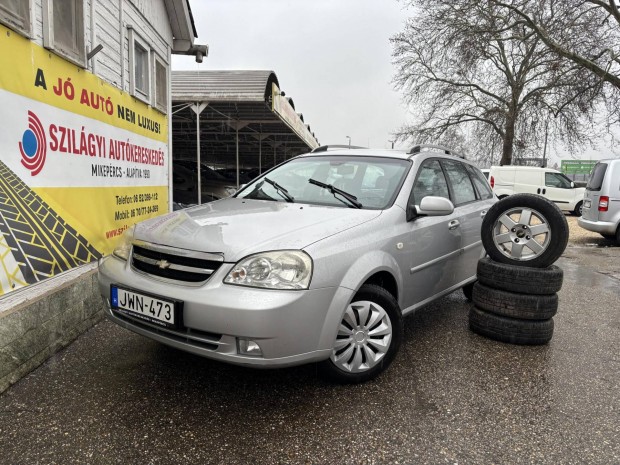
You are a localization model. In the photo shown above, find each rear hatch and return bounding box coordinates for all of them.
[582,162,608,221]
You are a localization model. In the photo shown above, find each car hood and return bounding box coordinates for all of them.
[134,198,382,262]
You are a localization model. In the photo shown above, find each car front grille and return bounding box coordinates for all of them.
[131,242,223,284]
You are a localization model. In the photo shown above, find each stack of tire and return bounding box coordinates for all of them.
[469,194,569,345]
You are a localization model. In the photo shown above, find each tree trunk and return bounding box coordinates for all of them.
[500,111,516,166]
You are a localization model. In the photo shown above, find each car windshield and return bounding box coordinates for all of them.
[236,155,411,209]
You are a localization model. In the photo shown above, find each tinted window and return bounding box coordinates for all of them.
[442,160,477,205]
[586,163,608,191]
[411,159,450,204]
[466,165,494,199]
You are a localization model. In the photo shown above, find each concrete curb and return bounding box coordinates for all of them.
[0,263,105,394]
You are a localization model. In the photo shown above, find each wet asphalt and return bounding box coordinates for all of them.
[1,248,619,465]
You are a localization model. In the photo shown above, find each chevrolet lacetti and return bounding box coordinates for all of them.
[98,145,496,382]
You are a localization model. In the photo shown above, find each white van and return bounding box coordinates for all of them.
[489,166,585,215]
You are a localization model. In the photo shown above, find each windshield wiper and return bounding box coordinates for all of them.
[308,179,363,209]
[263,177,295,203]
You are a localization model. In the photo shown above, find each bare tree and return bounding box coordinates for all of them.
[392,0,602,166]
[489,1,620,90]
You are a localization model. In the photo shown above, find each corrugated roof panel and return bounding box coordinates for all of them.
[171,70,279,102]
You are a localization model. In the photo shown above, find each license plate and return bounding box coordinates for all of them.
[584,199,591,208]
[111,285,181,328]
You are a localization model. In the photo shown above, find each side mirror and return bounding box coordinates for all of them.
[570,181,575,188]
[407,196,455,221]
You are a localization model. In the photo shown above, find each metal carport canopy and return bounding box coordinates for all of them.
[171,70,320,195]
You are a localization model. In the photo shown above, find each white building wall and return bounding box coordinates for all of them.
[27,0,172,96]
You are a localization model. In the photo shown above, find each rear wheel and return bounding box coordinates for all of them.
[320,285,403,384]
[462,281,475,301]
[573,201,583,216]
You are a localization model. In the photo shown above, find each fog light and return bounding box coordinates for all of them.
[238,338,263,356]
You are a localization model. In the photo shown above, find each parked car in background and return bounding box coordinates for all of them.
[578,159,620,243]
[215,167,261,185]
[172,160,237,205]
[489,165,585,215]
[98,145,496,383]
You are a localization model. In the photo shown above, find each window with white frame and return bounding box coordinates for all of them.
[0,0,31,36]
[129,29,151,102]
[154,56,168,112]
[43,0,85,65]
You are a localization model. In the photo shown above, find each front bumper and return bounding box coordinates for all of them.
[97,256,353,368]
[577,217,617,235]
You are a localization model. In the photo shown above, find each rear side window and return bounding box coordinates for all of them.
[466,165,494,199]
[442,159,477,205]
[587,163,608,191]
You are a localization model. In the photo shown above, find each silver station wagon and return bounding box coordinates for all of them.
[98,145,496,382]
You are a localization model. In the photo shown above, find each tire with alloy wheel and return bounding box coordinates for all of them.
[469,307,554,345]
[320,284,403,384]
[477,258,563,294]
[472,282,558,320]
[481,194,569,268]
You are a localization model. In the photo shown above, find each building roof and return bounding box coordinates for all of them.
[170,70,319,174]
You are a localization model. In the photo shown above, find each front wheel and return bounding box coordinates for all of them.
[320,284,403,384]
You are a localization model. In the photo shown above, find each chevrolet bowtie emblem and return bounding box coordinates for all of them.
[157,259,171,269]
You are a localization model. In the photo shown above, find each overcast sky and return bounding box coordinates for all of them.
[171,0,617,166]
[172,0,410,151]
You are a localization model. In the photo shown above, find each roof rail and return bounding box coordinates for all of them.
[311,144,367,153]
[407,144,465,159]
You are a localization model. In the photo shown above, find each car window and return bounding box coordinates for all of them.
[586,163,608,191]
[441,159,477,205]
[237,156,411,209]
[466,164,494,199]
[545,172,572,189]
[411,159,450,204]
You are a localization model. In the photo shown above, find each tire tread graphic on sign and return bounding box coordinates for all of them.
[0,161,101,293]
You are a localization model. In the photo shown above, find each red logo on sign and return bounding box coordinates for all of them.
[19,111,47,176]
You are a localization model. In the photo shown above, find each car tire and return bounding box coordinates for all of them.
[573,201,583,216]
[320,284,403,384]
[477,258,563,295]
[600,233,616,241]
[472,282,558,320]
[481,194,569,268]
[469,307,554,345]
[462,281,475,301]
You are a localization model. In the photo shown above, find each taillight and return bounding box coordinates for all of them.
[599,196,609,212]
[490,176,495,188]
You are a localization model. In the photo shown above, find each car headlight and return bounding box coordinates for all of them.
[112,225,135,261]
[224,250,312,290]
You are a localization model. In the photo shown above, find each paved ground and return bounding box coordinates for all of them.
[0,219,618,465]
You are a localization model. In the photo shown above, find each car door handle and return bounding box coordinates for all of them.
[448,220,460,230]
